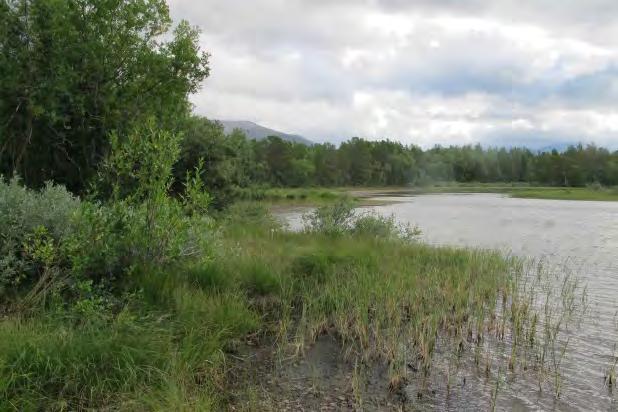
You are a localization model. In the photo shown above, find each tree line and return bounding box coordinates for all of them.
[176,116,618,204]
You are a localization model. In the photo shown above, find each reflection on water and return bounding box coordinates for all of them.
[279,193,618,411]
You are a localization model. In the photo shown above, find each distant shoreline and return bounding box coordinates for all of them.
[243,184,618,207]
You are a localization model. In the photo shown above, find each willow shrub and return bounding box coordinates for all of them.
[0,177,80,301]
[0,121,213,309]
[303,200,421,241]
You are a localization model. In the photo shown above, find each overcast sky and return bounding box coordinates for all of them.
[169,0,618,148]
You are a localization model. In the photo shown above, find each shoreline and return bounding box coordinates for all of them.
[258,185,618,207]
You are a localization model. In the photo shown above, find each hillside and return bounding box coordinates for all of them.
[219,120,313,145]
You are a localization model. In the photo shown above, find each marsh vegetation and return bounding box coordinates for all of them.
[0,166,588,410]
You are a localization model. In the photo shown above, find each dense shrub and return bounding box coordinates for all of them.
[0,177,80,299]
[75,122,212,276]
[351,213,421,241]
[303,201,421,241]
[0,122,214,309]
[302,200,356,236]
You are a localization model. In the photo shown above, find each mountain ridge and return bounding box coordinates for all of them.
[218,120,312,145]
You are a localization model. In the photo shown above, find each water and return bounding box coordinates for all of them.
[279,193,618,411]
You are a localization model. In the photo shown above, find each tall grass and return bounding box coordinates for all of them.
[0,265,260,410]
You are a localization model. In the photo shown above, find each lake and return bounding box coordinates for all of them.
[279,193,618,411]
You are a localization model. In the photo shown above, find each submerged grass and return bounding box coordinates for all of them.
[510,187,618,201]
[348,183,618,202]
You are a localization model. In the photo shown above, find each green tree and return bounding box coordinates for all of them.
[0,0,209,192]
[174,117,250,209]
[339,137,373,185]
[313,143,341,186]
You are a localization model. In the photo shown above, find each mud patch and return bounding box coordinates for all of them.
[229,334,405,411]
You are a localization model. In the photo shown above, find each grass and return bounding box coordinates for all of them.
[0,282,258,410]
[420,183,618,201]
[233,186,352,206]
[0,203,586,410]
[510,187,618,201]
[345,183,618,202]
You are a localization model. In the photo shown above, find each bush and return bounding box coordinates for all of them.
[0,177,80,299]
[1,122,215,310]
[351,213,421,242]
[302,200,355,236]
[303,201,421,242]
[67,199,213,284]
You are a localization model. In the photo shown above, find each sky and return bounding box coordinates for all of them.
[168,0,618,148]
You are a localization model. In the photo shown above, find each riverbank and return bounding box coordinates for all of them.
[509,186,618,201]
[2,201,557,410]
[350,184,618,201]
[250,184,618,206]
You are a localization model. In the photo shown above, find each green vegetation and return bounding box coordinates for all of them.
[211,183,618,207]
[244,183,618,206]
[0,0,209,192]
[510,186,618,201]
[233,186,351,205]
[0,117,583,408]
[0,1,595,410]
[372,183,618,201]
[171,121,618,207]
[0,178,585,409]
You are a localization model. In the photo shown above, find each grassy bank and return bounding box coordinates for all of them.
[236,183,618,208]
[1,197,582,410]
[233,186,352,206]
[347,183,618,202]
[509,186,618,201]
[419,184,618,201]
[0,201,505,409]
[358,183,618,201]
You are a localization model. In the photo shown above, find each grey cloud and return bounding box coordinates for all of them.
[169,0,618,148]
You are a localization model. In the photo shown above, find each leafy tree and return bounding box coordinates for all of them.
[0,0,209,192]
[174,117,248,209]
[66,112,615,197]
[313,143,341,186]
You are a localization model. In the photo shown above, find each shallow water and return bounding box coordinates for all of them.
[279,193,618,411]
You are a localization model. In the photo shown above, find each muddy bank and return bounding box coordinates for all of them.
[229,334,406,411]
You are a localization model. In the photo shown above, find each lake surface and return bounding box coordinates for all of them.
[279,193,618,411]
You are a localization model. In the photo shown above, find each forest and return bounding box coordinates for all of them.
[177,117,618,197]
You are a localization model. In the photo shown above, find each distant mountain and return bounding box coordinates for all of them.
[219,120,313,145]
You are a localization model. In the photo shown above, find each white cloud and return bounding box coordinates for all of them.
[170,0,618,148]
